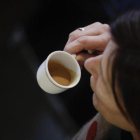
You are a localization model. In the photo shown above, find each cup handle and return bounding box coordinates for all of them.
[71,50,93,58]
[71,54,76,58]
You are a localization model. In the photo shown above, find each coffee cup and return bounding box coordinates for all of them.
[36,51,81,94]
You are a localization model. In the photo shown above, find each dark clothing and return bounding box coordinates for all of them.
[109,125,133,140]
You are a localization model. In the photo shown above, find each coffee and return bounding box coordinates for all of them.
[48,60,76,86]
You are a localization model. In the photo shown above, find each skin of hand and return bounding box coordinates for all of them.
[63,22,111,68]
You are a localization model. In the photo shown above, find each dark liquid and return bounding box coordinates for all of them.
[48,60,76,86]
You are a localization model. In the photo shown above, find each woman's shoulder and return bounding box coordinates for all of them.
[72,112,112,140]
[72,113,133,140]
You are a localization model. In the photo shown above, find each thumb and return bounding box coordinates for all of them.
[76,52,94,69]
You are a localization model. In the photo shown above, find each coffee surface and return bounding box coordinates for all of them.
[48,60,75,86]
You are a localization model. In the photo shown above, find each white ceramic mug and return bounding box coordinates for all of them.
[36,51,81,94]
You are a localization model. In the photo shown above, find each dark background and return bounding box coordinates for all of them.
[1,0,110,140]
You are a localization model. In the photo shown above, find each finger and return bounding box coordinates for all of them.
[76,52,94,66]
[65,22,103,45]
[64,34,109,54]
[66,28,99,45]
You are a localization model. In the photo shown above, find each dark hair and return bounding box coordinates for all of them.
[110,9,140,132]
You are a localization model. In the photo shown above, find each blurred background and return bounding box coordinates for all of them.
[1,0,138,140]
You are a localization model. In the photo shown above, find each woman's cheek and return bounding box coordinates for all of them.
[92,93,99,111]
[92,77,103,111]
[90,75,98,92]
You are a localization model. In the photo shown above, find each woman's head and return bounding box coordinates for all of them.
[84,9,140,133]
[111,9,140,133]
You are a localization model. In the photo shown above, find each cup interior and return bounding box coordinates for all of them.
[46,51,81,88]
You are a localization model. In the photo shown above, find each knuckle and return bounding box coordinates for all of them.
[69,30,80,40]
[101,35,110,43]
[94,22,102,26]
[64,46,68,52]
[77,36,88,45]
[103,24,110,31]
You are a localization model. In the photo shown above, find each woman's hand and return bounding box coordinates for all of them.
[63,22,111,68]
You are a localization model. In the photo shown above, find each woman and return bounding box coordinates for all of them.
[64,9,140,140]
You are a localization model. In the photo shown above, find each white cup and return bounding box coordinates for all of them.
[36,51,81,94]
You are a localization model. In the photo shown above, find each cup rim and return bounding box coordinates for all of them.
[45,51,81,89]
